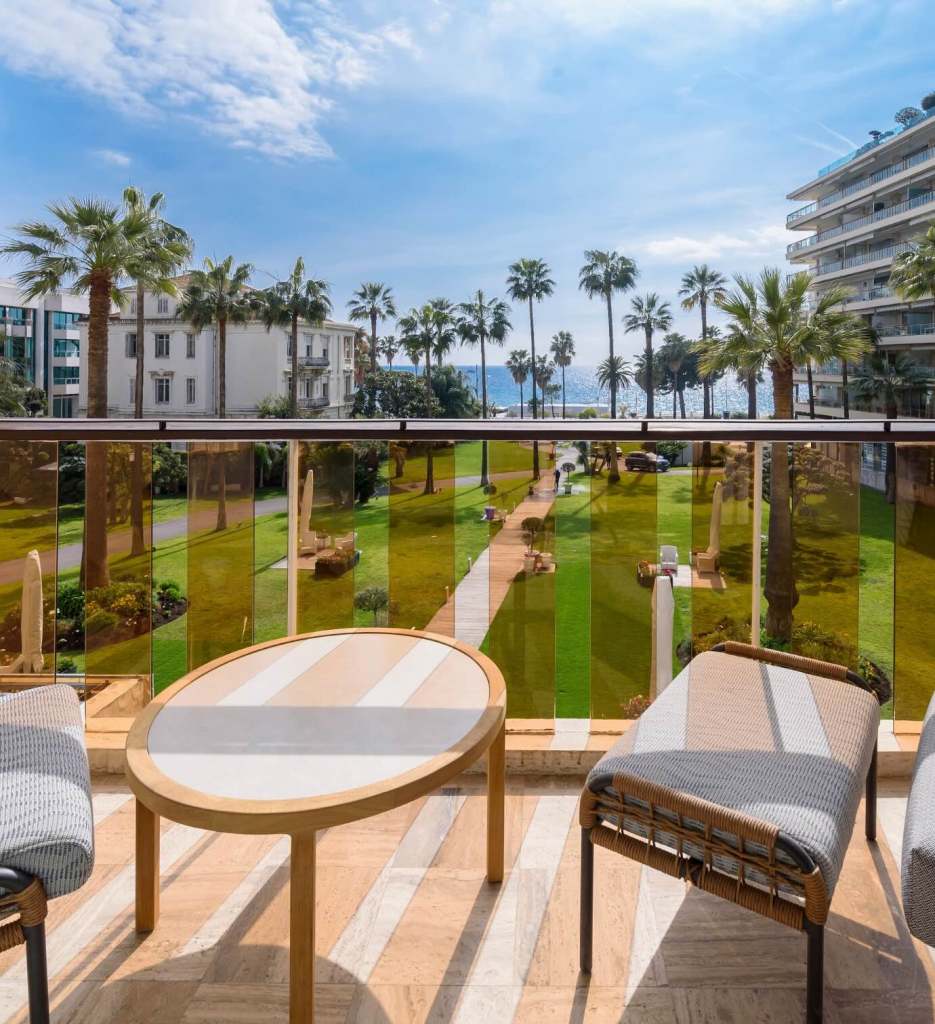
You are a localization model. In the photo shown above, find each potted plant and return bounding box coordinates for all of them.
[561,461,576,494]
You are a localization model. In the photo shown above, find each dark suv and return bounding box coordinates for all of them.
[624,450,670,473]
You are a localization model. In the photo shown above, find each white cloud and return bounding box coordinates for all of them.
[0,0,410,160]
[638,224,789,263]
[93,148,132,167]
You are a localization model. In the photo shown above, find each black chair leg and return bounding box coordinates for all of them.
[23,922,50,1024]
[805,919,824,1024]
[580,828,593,974]
[866,742,878,842]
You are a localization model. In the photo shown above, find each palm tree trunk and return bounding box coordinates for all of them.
[561,364,566,419]
[215,451,228,532]
[130,444,145,558]
[764,361,797,642]
[480,332,489,488]
[291,312,299,418]
[644,327,654,418]
[841,360,850,419]
[519,382,524,419]
[528,297,540,480]
[678,385,686,418]
[701,298,710,419]
[218,317,227,418]
[370,310,378,376]
[747,371,757,419]
[134,280,145,419]
[606,293,616,419]
[806,360,815,418]
[85,273,112,590]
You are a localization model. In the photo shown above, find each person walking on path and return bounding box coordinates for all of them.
[554,466,561,491]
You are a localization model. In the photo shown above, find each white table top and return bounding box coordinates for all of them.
[144,631,493,803]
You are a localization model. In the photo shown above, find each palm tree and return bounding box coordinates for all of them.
[259,257,331,417]
[549,331,575,418]
[427,297,458,369]
[851,349,933,502]
[457,290,511,486]
[596,355,632,410]
[1,196,155,589]
[701,277,764,419]
[122,187,191,419]
[578,250,638,418]
[533,355,555,417]
[850,348,933,418]
[347,282,397,377]
[177,256,253,418]
[506,258,554,480]
[544,382,562,417]
[659,333,692,417]
[505,349,531,419]
[679,265,727,418]
[701,269,869,640]
[624,293,672,417]
[398,304,441,493]
[377,334,399,367]
[506,258,554,420]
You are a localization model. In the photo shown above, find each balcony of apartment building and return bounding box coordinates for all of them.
[787,178,935,262]
[7,418,935,1023]
[787,137,935,229]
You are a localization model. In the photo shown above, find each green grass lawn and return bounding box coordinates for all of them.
[5,445,917,720]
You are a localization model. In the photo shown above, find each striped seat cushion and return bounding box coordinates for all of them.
[902,692,935,944]
[0,685,94,900]
[586,650,879,896]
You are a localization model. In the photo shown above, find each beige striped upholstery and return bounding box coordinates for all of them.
[586,650,879,895]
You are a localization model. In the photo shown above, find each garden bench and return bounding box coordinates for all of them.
[580,642,880,1024]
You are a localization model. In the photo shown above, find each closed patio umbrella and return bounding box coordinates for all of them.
[10,549,43,673]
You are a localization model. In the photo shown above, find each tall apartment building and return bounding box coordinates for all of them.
[78,280,358,418]
[786,106,935,418]
[0,278,88,416]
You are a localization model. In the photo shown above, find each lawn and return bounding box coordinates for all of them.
[0,441,918,720]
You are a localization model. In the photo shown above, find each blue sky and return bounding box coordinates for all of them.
[0,0,933,363]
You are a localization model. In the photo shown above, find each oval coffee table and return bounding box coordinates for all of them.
[126,628,506,1024]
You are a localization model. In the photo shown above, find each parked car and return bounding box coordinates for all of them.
[624,450,669,473]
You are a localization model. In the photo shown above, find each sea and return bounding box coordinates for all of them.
[393,363,775,418]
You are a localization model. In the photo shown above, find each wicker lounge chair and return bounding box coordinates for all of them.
[579,642,880,1024]
[0,685,94,1023]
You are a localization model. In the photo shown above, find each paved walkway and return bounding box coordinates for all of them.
[428,455,569,643]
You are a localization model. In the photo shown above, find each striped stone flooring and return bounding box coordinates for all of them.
[1,777,933,1023]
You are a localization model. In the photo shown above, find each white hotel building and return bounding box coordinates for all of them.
[79,281,358,418]
[786,106,935,418]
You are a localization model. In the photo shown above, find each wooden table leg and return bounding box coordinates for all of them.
[135,800,160,933]
[487,722,505,883]
[290,832,316,1024]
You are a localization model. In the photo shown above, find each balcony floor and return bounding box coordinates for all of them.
[0,777,932,1023]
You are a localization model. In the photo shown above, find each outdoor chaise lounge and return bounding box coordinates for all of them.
[579,642,880,1024]
[902,691,935,947]
[0,685,94,1023]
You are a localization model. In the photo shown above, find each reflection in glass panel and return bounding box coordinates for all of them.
[152,443,188,693]
[254,441,289,644]
[388,441,455,632]
[353,441,387,628]
[187,442,254,670]
[56,442,84,677]
[295,441,355,632]
[790,442,860,667]
[486,439,554,719]
[690,442,753,655]
[895,443,935,721]
[0,441,58,680]
[452,440,489,644]
[554,441,589,718]
[84,443,152,681]
[590,442,655,719]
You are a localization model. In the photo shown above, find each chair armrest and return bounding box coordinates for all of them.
[712,641,880,702]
